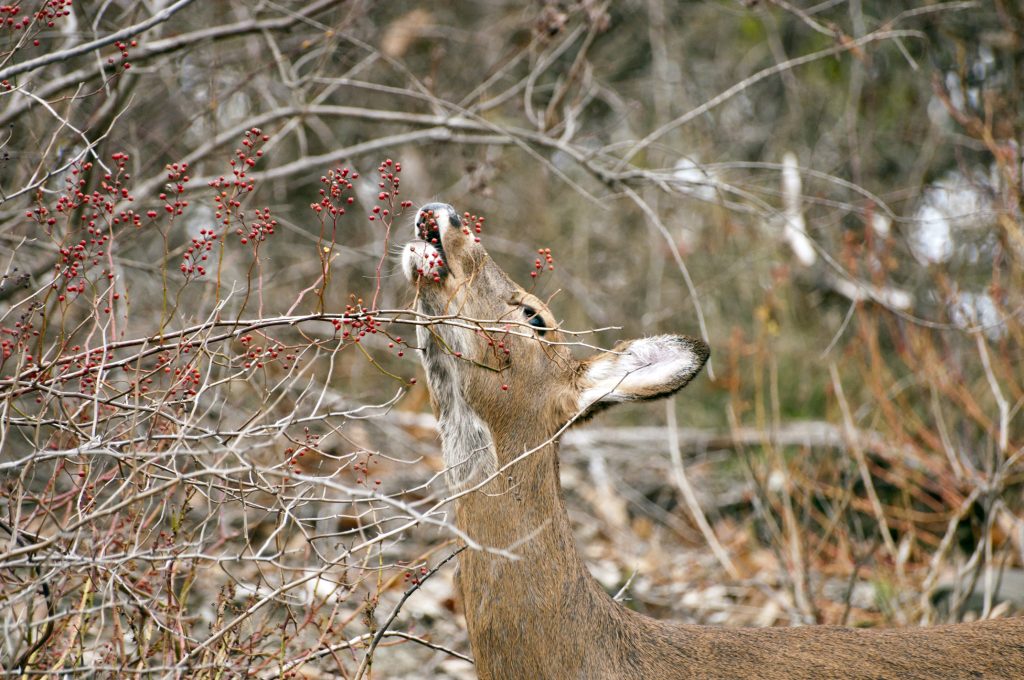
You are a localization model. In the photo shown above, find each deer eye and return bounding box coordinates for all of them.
[522,305,547,336]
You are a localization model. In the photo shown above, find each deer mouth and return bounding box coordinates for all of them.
[402,203,460,284]
[416,208,446,261]
[417,203,462,255]
[417,208,441,242]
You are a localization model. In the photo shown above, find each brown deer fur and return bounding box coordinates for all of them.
[401,203,1024,679]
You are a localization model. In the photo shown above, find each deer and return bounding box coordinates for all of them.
[400,202,1024,679]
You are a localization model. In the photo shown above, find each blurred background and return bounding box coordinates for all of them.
[1,1,1022,677]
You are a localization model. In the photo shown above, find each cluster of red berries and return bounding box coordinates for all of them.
[208,128,268,226]
[28,153,140,305]
[325,292,412,382]
[485,335,513,358]
[414,208,447,283]
[154,352,175,374]
[412,242,445,282]
[461,211,485,242]
[1,0,71,31]
[54,346,115,394]
[239,206,276,247]
[312,166,357,219]
[107,39,135,69]
[335,303,382,343]
[127,374,154,394]
[53,234,116,304]
[166,364,202,400]
[148,352,201,400]
[403,565,430,586]
[205,129,272,256]
[0,316,37,366]
[180,228,217,277]
[212,186,242,221]
[351,452,381,486]
[237,129,266,165]
[531,247,555,278]
[285,446,308,474]
[0,1,31,45]
[0,4,26,29]
[239,337,292,369]
[284,428,321,475]
[369,158,411,221]
[33,154,141,230]
[148,162,191,219]
[0,335,16,362]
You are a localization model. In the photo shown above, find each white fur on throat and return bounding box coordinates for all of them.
[402,241,443,280]
[414,320,498,491]
[404,217,498,491]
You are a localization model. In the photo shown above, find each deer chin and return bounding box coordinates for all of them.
[401,240,447,284]
[401,203,465,284]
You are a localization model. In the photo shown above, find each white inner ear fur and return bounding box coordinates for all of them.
[579,335,706,409]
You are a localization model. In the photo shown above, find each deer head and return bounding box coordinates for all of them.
[401,202,708,490]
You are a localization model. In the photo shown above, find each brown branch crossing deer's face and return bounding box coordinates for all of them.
[401,203,709,490]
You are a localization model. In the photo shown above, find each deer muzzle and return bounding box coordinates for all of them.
[402,202,463,284]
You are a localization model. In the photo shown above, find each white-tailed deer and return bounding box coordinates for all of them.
[401,202,1024,679]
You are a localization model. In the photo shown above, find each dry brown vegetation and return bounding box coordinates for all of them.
[1,1,1022,678]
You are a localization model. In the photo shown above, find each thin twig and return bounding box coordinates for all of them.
[665,397,739,579]
[0,0,200,81]
[353,546,467,679]
[829,362,899,562]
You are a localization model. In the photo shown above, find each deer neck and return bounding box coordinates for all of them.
[453,432,629,676]
[453,431,577,558]
[418,319,587,567]
[416,317,647,675]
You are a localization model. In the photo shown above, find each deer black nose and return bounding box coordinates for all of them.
[418,202,454,218]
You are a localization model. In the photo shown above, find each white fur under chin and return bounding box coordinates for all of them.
[579,335,701,409]
[406,247,499,491]
[401,241,443,282]
[414,323,499,492]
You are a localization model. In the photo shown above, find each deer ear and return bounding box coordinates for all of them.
[578,335,709,413]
